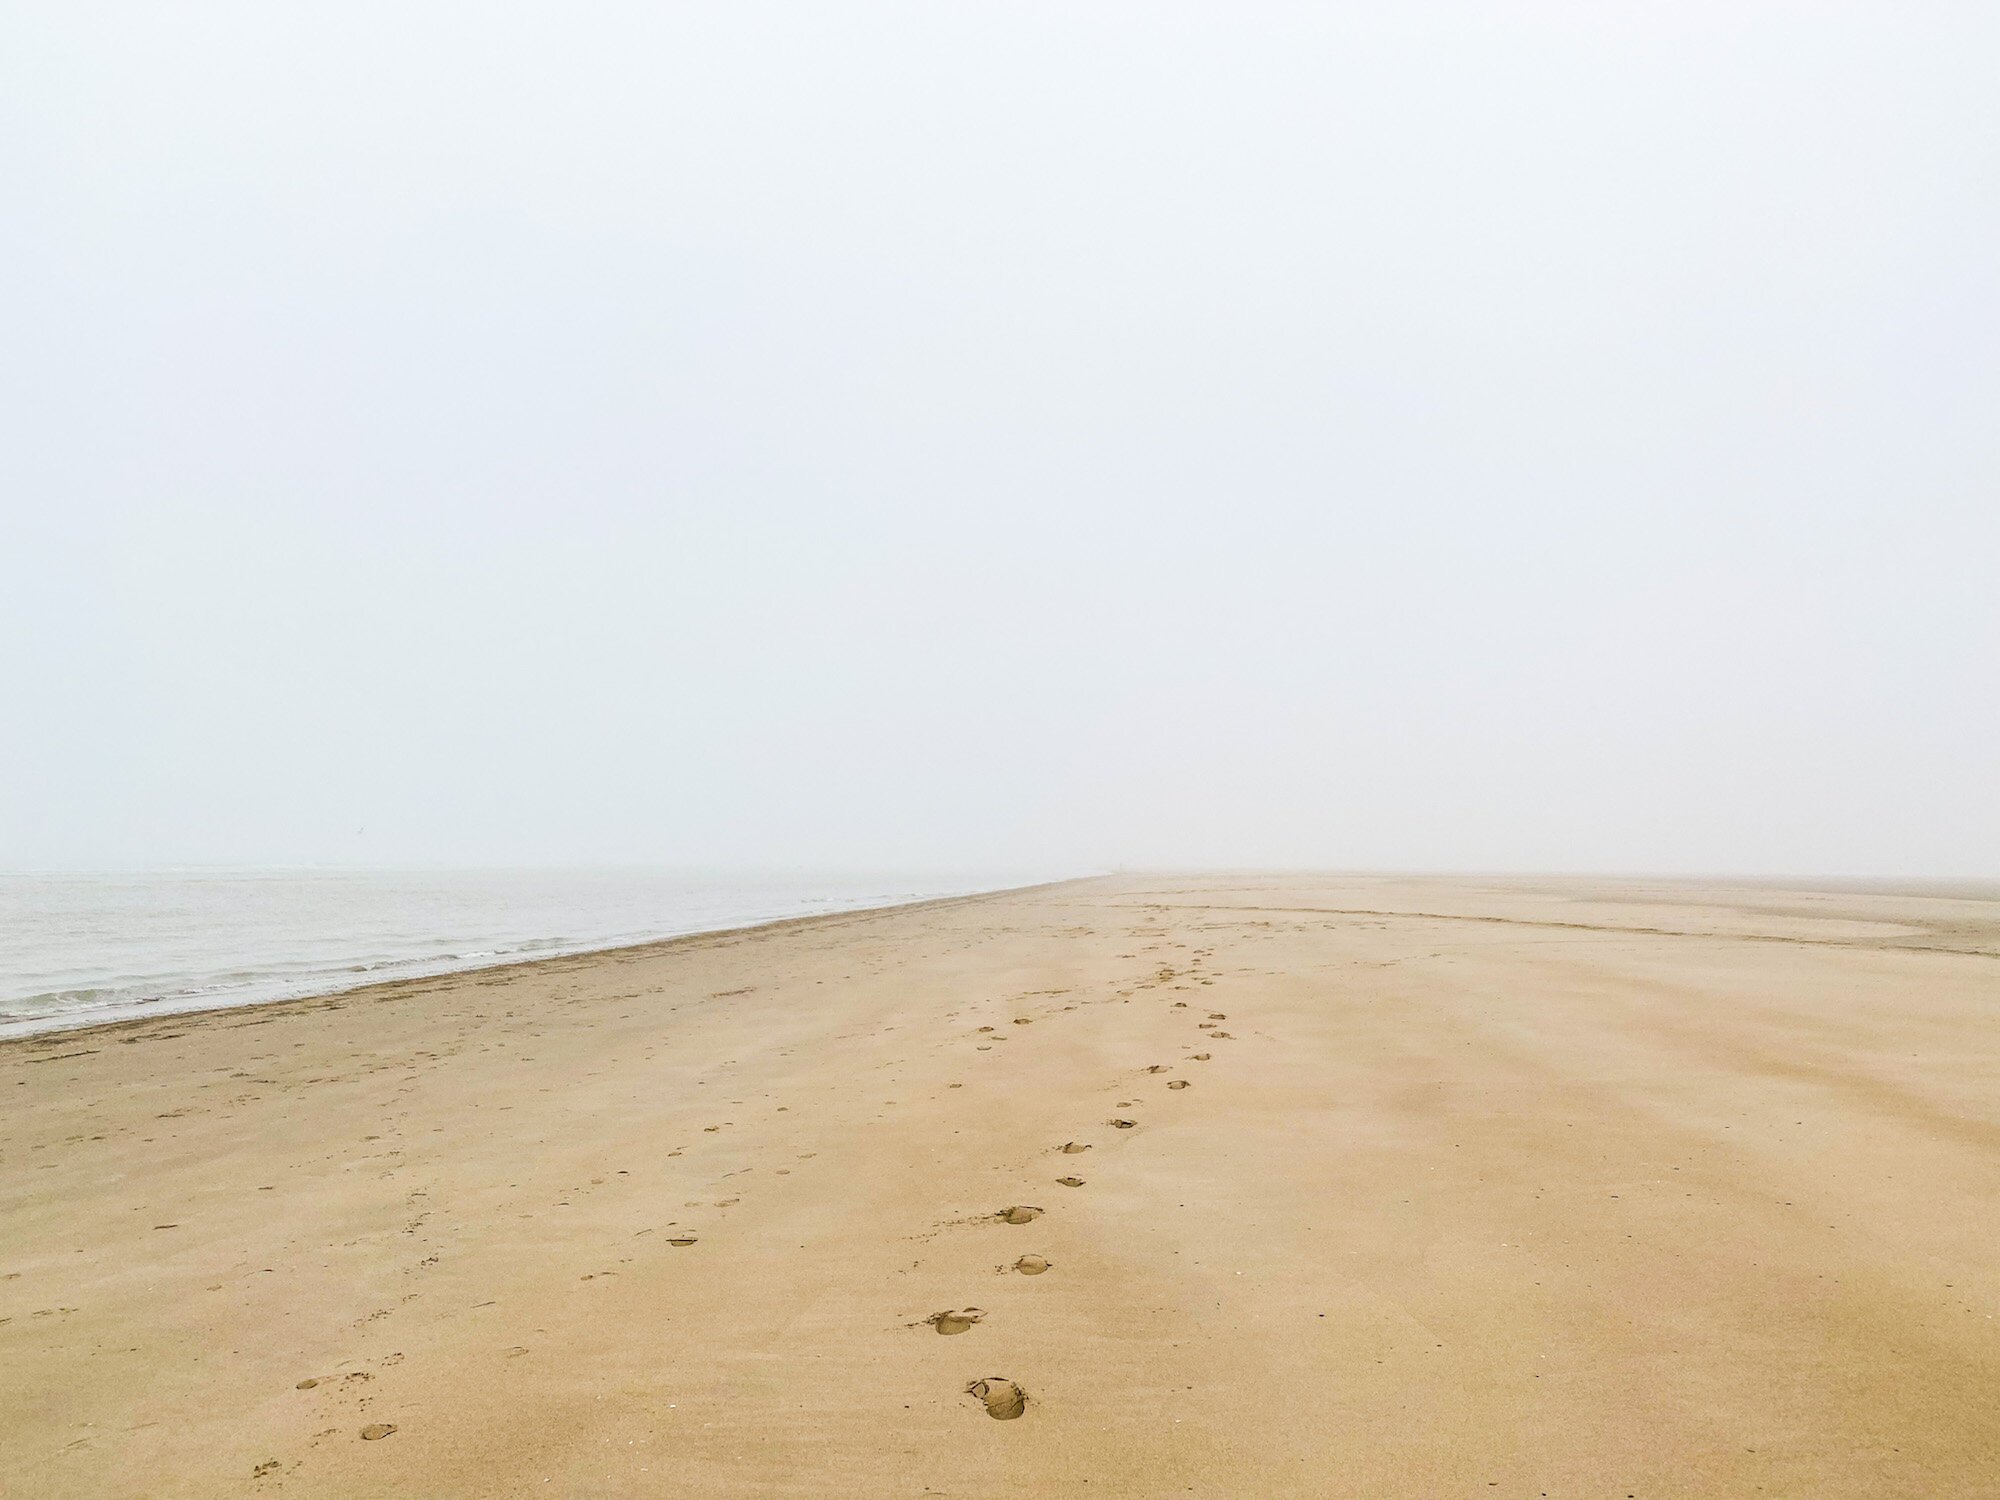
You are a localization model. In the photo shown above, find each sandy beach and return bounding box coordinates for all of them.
[3,873,1996,1497]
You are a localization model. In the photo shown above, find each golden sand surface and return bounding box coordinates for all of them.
[3,874,1997,1497]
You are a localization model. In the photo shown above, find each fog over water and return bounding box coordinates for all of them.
[0,868,1047,1036]
[4,6,1995,877]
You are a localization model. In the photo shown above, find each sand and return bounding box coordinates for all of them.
[3,873,1998,1497]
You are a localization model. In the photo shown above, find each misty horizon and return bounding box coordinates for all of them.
[6,5,1995,878]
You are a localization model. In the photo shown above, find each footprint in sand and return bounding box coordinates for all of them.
[1011,1018,1032,1025]
[359,1424,397,1441]
[1110,1119,1137,1129]
[966,1378,1027,1420]
[1059,1142,1090,1154]
[977,1027,995,1033]
[1211,1031,1233,1039]
[668,1236,699,1247]
[1190,1053,1211,1061]
[1013,1254,1051,1275]
[1144,1065,1168,1074]
[1056,1176,1084,1187]
[1208,1013,1227,1020]
[1167,1080,1190,1090]
[928,1308,984,1334]
[997,1205,1043,1224]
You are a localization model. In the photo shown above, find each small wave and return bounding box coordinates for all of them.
[1,869,1063,1039]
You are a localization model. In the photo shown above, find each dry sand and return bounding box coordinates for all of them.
[3,873,1998,1497]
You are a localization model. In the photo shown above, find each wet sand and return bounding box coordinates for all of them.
[3,873,1997,1497]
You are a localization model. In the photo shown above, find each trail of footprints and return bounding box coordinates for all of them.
[273,920,1233,1450]
[944,936,1229,1422]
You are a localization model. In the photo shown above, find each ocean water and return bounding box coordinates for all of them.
[0,868,1044,1039]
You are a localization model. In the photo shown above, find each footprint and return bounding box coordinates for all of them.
[1167,1080,1190,1090]
[668,1237,699,1247]
[1059,1142,1090,1155]
[1109,1119,1136,1129]
[1212,1032,1234,1039]
[977,1027,995,1033]
[1013,1255,1050,1275]
[1190,1053,1211,1061]
[997,1206,1043,1225]
[966,1378,1027,1420]
[295,1378,319,1390]
[1056,1176,1084,1187]
[1208,1013,1227,1020]
[928,1308,984,1335]
[359,1424,397,1441]
[1011,1018,1033,1026]
[1144,1065,1168,1074]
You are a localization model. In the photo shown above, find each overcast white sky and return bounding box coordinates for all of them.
[3,4,1995,876]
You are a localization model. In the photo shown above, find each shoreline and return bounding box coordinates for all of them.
[0,875,1088,1047]
[5,872,1996,1497]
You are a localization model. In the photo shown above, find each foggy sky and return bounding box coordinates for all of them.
[4,5,1996,876]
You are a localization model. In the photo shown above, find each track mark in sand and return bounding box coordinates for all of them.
[1056,1176,1085,1187]
[1144,1065,1168,1074]
[1013,1255,1050,1275]
[1166,1079,1190,1090]
[1207,1012,1227,1020]
[928,1308,984,1334]
[1190,1052,1211,1061]
[1059,1141,1090,1154]
[1211,1031,1233,1039]
[966,1378,1027,1420]
[1110,1118,1137,1129]
[997,1205,1043,1224]
[295,1378,319,1389]
[359,1424,397,1441]
[668,1236,699,1247]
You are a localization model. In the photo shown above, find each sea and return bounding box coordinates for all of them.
[0,868,1051,1040]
